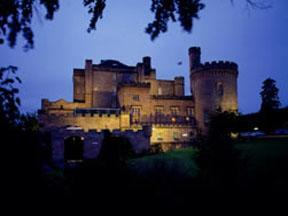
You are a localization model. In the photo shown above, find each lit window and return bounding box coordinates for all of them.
[131,106,141,123]
[157,133,163,141]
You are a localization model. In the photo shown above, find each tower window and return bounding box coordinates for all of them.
[204,111,210,124]
[216,82,224,96]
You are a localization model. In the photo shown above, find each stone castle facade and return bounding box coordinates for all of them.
[40,47,238,162]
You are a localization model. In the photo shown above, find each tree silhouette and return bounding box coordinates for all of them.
[0,66,21,128]
[0,0,270,50]
[0,0,60,49]
[260,78,281,112]
[259,78,281,133]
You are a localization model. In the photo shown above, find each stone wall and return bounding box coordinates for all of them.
[40,113,127,132]
[50,127,151,165]
[118,85,194,117]
[73,69,85,102]
[41,99,88,112]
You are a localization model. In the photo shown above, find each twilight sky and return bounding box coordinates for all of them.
[0,0,287,114]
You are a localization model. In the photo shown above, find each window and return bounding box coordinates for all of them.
[158,87,162,95]
[131,106,141,123]
[216,82,224,96]
[155,106,164,115]
[112,73,117,81]
[132,107,140,113]
[157,132,163,141]
[186,107,194,116]
[204,111,210,124]
[173,132,179,140]
[132,95,140,101]
[170,106,180,116]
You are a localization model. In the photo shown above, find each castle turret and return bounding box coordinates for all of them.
[189,48,238,134]
[189,47,201,70]
[143,56,151,75]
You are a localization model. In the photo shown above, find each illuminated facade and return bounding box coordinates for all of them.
[40,47,238,154]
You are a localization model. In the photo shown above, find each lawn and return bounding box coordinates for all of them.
[235,137,288,186]
[128,137,288,186]
[128,147,199,179]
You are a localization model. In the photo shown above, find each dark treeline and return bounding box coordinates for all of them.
[237,107,288,133]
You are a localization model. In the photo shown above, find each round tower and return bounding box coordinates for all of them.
[189,47,238,134]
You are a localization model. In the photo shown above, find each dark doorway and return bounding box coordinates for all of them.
[64,136,84,162]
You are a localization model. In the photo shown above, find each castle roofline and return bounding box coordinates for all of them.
[189,46,201,54]
[94,59,135,70]
[192,60,238,71]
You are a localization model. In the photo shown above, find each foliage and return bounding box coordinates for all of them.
[0,66,21,128]
[83,0,106,33]
[0,0,270,49]
[260,78,280,112]
[0,0,60,50]
[259,78,281,133]
[146,0,205,40]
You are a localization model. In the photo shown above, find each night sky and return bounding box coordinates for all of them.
[0,0,287,114]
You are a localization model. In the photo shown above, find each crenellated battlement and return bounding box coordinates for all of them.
[192,60,238,72]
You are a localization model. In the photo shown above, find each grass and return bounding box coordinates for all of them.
[128,137,288,186]
[128,147,199,179]
[235,137,288,186]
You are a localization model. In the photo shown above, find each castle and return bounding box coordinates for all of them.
[39,47,238,163]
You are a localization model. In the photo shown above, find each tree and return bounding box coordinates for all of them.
[0,66,21,129]
[260,78,281,112]
[0,0,270,50]
[259,78,281,133]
